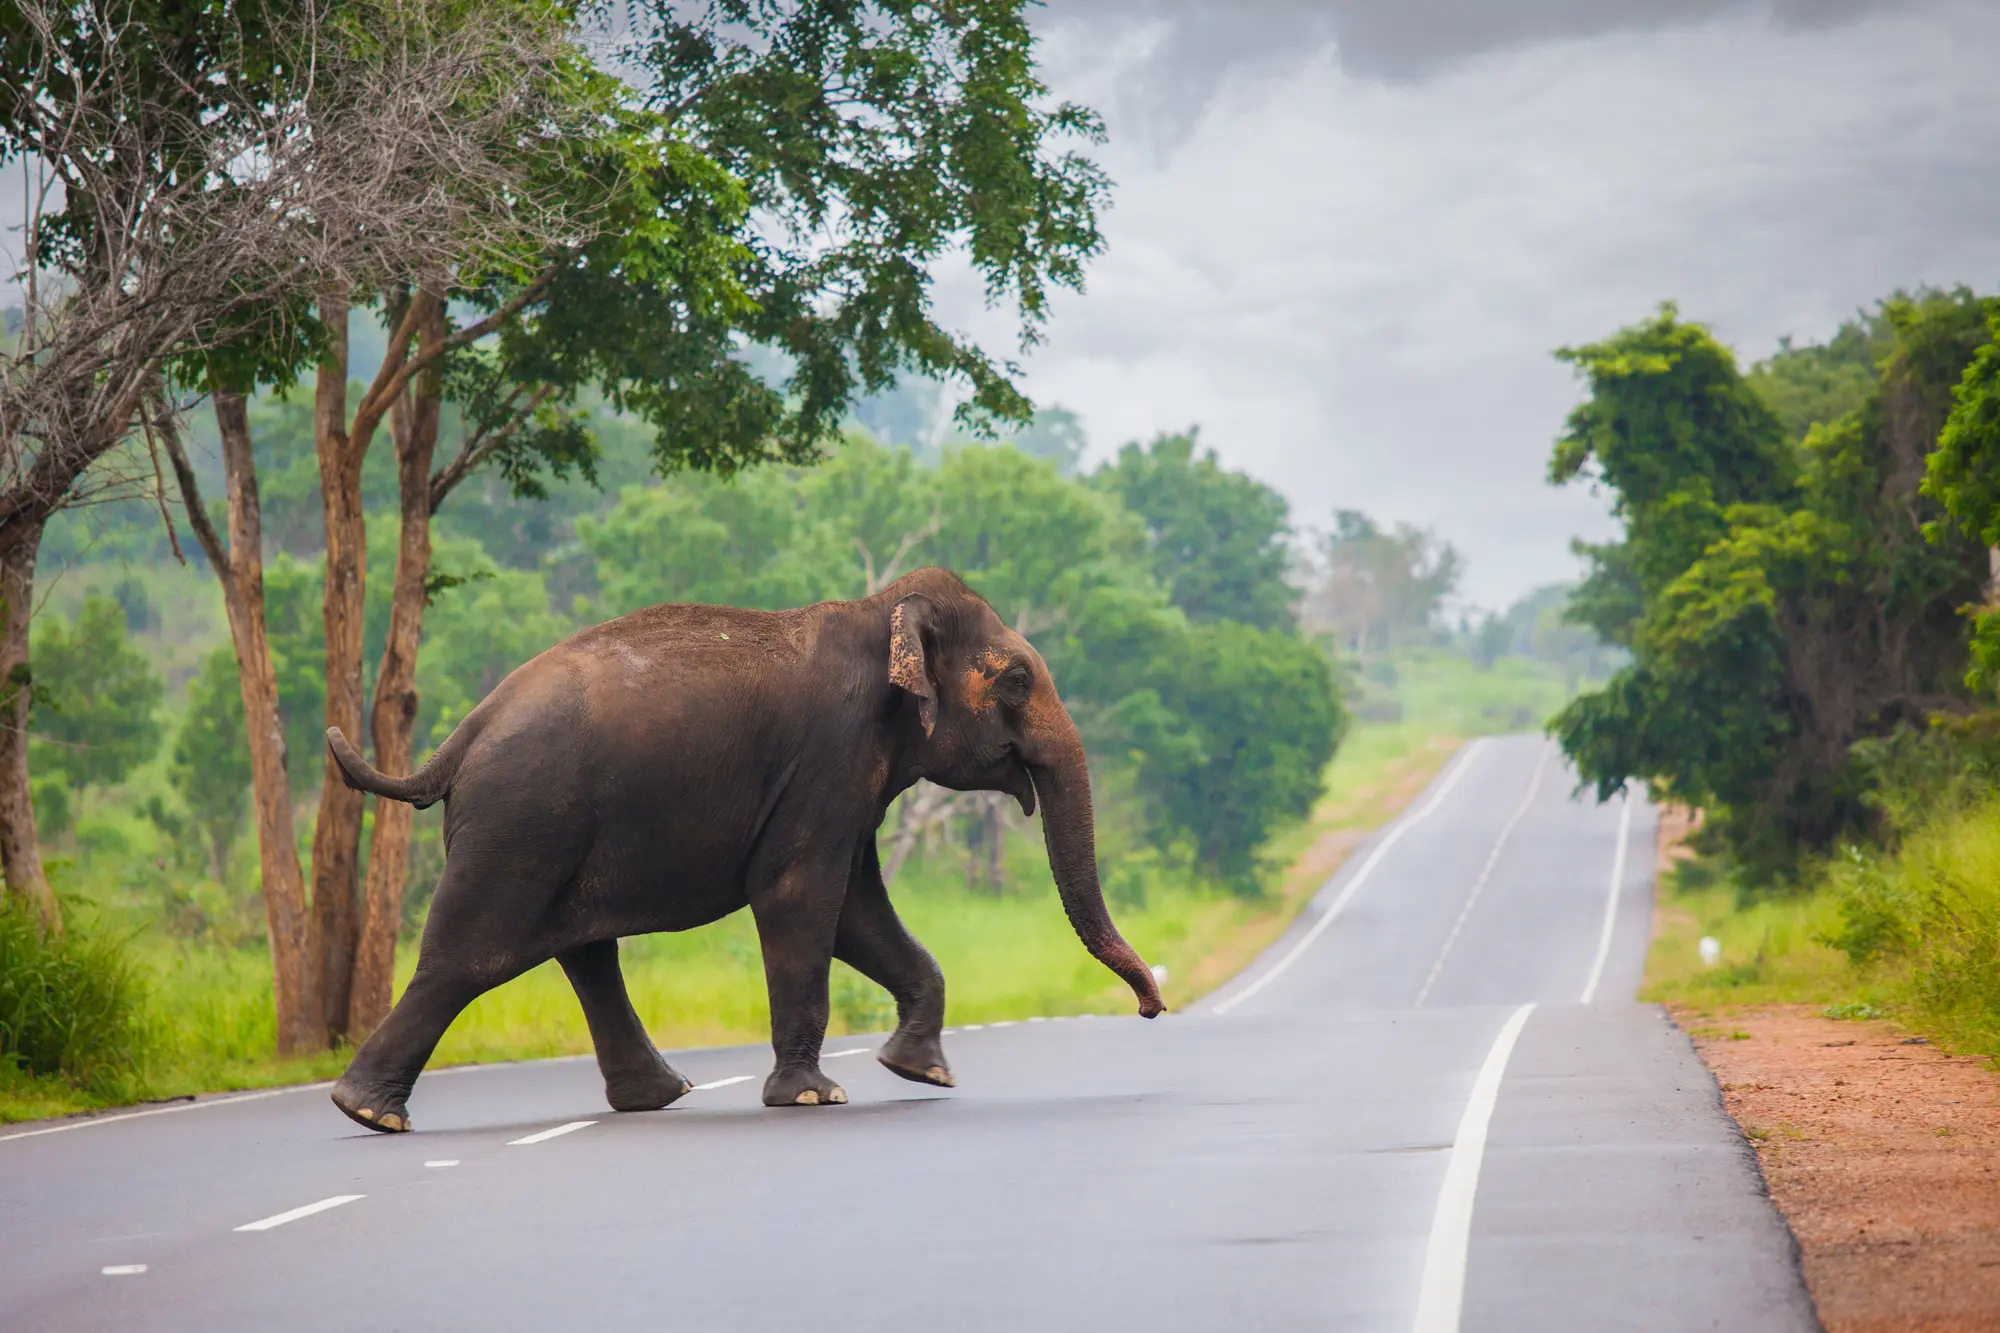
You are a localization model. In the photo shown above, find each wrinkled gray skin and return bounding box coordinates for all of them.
[324,568,1164,1132]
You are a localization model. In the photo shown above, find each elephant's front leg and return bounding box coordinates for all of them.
[558,939,692,1113]
[835,839,953,1088]
[749,854,849,1108]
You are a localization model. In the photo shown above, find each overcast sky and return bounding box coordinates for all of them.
[935,0,2000,609]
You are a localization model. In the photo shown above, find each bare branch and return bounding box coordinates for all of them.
[158,408,230,591]
[2,0,604,544]
[857,508,943,596]
[428,382,555,512]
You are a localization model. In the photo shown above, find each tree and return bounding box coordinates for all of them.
[1549,304,1796,644]
[1112,622,1344,891]
[0,0,541,935]
[1093,431,1297,632]
[28,596,162,793]
[1923,302,2000,687]
[171,646,252,883]
[1550,295,1994,874]
[1301,510,1460,656]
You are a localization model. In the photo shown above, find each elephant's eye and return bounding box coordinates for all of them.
[994,665,1033,708]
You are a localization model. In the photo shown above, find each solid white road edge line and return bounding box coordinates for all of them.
[234,1195,365,1233]
[0,1081,337,1145]
[691,1075,755,1091]
[1579,789,1637,1004]
[1411,1003,1536,1333]
[101,1265,147,1276]
[1413,743,1554,1008]
[507,1120,596,1146]
[1213,739,1487,1016]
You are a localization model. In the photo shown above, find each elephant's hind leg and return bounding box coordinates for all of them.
[559,939,691,1113]
[331,837,573,1134]
[332,964,496,1133]
[836,840,953,1089]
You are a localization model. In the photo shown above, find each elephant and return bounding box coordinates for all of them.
[323,566,1164,1132]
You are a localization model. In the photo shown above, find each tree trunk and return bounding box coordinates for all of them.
[309,292,370,1043]
[0,521,58,933]
[206,391,320,1052]
[347,303,444,1040]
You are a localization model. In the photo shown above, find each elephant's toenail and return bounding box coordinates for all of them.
[356,1107,375,1120]
[928,1066,955,1086]
[795,1089,820,1105]
[380,1114,406,1131]
[827,1087,847,1104]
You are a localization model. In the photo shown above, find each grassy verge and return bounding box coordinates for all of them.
[1644,799,2000,1062]
[1641,870,1861,1012]
[1,724,1464,1124]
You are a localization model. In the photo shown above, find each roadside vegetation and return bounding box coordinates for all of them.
[1548,289,2000,1062]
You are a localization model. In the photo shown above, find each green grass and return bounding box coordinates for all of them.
[1,722,1466,1124]
[1350,646,1576,735]
[1643,800,2000,1063]
[1641,868,1862,1010]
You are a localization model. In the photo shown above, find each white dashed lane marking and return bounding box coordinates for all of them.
[507,1121,595,1146]
[101,1265,147,1276]
[823,1048,869,1059]
[690,1075,755,1092]
[425,1159,459,1168]
[234,1195,365,1232]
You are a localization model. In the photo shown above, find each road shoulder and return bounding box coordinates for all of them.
[1674,1003,2000,1333]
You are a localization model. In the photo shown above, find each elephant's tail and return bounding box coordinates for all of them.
[326,726,463,810]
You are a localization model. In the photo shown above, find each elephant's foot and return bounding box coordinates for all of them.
[602,1050,693,1113]
[331,1072,414,1134]
[876,1029,955,1088]
[762,1064,848,1108]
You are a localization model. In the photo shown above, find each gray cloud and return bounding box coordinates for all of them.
[1042,0,1914,156]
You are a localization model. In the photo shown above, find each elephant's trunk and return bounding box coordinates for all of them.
[1027,709,1165,1019]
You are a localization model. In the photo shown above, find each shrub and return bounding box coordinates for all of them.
[0,902,147,1095]
[1823,797,2000,1052]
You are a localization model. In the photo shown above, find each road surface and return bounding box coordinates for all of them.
[1,734,1820,1331]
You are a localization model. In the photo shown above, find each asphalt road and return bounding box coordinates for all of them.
[1,734,1820,1332]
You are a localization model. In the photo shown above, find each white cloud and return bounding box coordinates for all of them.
[937,0,2000,608]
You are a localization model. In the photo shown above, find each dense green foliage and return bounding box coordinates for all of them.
[171,647,252,881]
[1551,295,1998,877]
[28,598,163,832]
[1093,432,1297,632]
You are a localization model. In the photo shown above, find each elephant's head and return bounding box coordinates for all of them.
[883,570,1165,1019]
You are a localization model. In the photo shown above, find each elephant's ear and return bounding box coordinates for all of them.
[889,595,938,736]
